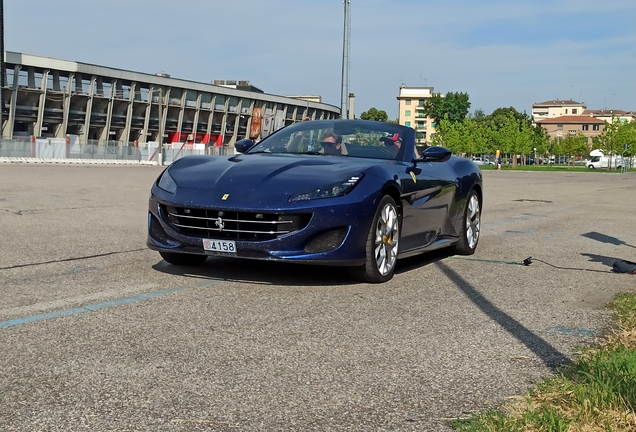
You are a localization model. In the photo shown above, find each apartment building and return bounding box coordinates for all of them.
[531,99,587,122]
[583,109,636,124]
[396,85,435,144]
[535,115,605,145]
[532,99,636,145]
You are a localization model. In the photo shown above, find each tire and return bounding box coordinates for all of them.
[353,195,400,283]
[452,189,481,255]
[588,165,594,169]
[159,251,208,266]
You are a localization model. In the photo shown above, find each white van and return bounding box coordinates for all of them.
[587,150,622,169]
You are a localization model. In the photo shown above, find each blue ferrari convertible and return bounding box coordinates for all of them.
[147,119,482,283]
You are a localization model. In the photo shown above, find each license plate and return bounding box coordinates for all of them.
[202,239,237,254]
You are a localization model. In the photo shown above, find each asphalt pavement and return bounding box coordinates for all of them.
[1,164,635,431]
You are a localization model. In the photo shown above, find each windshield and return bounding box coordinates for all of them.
[247,120,408,161]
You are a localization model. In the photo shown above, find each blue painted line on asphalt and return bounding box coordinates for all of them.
[0,287,184,328]
[545,326,595,336]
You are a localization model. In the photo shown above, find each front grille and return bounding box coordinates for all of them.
[161,205,311,241]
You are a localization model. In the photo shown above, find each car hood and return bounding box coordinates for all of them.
[166,154,384,204]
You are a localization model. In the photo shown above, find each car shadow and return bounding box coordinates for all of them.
[152,257,357,287]
[152,251,571,371]
[394,249,452,274]
[152,249,452,286]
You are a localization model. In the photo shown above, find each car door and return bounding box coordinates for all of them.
[398,161,458,253]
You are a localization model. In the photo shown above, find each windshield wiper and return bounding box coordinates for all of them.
[298,151,322,155]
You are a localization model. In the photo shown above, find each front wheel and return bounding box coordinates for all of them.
[159,252,208,266]
[352,195,400,283]
[452,190,481,255]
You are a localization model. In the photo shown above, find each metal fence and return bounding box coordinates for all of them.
[0,138,232,164]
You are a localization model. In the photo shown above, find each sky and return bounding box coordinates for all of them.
[5,0,635,120]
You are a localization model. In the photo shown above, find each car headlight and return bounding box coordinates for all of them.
[289,174,364,202]
[157,170,177,193]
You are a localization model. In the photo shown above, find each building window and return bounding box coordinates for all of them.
[582,124,589,131]
[565,109,568,114]
[405,121,411,128]
[405,99,411,105]
[593,124,600,131]
[572,109,577,114]
[557,125,563,130]
[416,121,425,129]
[404,110,411,117]
[418,99,425,107]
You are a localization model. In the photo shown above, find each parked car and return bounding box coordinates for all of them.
[473,157,495,166]
[147,119,483,283]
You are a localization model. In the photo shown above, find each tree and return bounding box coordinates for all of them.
[360,107,389,122]
[561,132,589,167]
[470,108,486,121]
[595,116,623,169]
[422,92,471,125]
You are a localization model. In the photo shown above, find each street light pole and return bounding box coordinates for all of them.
[157,87,163,166]
[340,0,351,119]
[0,0,5,137]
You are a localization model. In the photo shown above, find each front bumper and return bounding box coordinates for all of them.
[146,186,378,266]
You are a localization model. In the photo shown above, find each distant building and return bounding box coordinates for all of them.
[2,51,340,146]
[213,80,264,94]
[285,95,322,103]
[583,109,636,124]
[535,115,605,145]
[531,99,587,122]
[396,85,436,144]
[532,99,635,146]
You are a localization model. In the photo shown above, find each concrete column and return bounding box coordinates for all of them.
[3,65,20,138]
[205,95,216,140]
[140,85,153,144]
[159,88,171,143]
[56,72,74,138]
[230,98,244,143]
[34,69,49,137]
[99,79,116,142]
[290,106,298,125]
[191,92,203,141]
[245,99,255,139]
[176,91,186,138]
[121,82,136,144]
[83,77,96,144]
[219,96,230,145]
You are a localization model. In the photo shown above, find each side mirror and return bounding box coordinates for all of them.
[413,146,452,164]
[235,138,255,153]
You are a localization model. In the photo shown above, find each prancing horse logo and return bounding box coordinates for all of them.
[215,217,225,231]
[222,194,230,200]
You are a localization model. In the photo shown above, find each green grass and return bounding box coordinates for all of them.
[450,292,636,432]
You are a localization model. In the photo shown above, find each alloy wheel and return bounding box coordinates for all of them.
[465,194,480,250]
[374,202,399,275]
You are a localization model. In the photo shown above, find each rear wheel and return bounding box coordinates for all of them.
[452,190,481,255]
[159,252,208,266]
[353,195,399,283]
